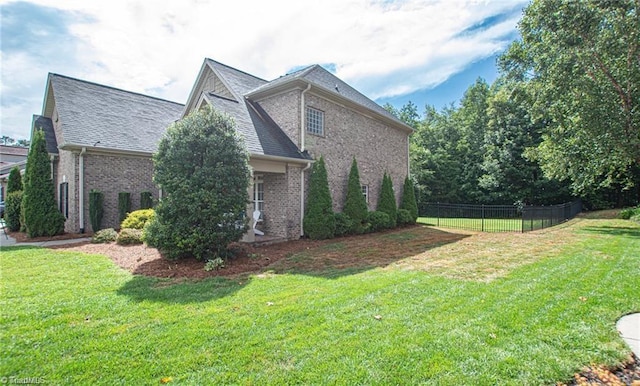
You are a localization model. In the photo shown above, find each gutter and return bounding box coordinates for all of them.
[79,147,86,233]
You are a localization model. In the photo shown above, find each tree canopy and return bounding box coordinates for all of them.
[144,106,250,260]
[501,0,639,195]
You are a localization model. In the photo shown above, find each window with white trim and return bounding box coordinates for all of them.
[306,107,324,136]
[361,185,369,203]
[253,175,264,215]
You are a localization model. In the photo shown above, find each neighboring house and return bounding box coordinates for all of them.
[0,145,29,201]
[32,74,184,233]
[32,59,412,239]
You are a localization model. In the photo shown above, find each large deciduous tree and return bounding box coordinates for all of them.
[501,0,639,196]
[144,106,250,260]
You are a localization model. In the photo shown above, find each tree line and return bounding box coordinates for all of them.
[386,0,639,212]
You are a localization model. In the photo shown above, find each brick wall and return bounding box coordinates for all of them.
[83,153,158,232]
[259,92,409,214]
[261,165,302,240]
[56,150,79,233]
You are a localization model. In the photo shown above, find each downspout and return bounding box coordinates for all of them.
[300,83,311,151]
[79,147,86,233]
[300,161,312,237]
[50,155,55,181]
[299,83,312,237]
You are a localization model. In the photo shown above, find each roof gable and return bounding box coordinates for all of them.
[48,73,184,154]
[183,59,267,117]
[247,65,413,133]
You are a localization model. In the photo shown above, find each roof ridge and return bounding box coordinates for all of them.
[48,73,185,106]
[205,58,268,83]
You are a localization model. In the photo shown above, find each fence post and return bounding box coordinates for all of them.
[481,204,485,232]
[437,204,440,227]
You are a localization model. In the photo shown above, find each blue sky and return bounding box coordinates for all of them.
[0,0,528,140]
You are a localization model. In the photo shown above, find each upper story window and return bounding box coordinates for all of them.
[306,107,324,136]
[361,185,369,203]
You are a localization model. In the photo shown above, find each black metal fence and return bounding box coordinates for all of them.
[421,200,582,232]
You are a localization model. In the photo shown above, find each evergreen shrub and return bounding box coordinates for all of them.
[377,173,397,227]
[5,191,23,231]
[303,156,335,239]
[140,191,153,209]
[118,192,131,223]
[89,190,104,232]
[334,213,353,237]
[121,209,155,230]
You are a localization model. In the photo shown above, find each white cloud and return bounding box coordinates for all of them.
[0,0,527,139]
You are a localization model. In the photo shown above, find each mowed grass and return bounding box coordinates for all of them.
[1,217,639,385]
[418,216,542,232]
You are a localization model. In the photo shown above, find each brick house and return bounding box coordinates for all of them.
[32,59,412,240]
[32,74,184,233]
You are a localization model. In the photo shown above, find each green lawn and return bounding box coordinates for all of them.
[1,217,639,384]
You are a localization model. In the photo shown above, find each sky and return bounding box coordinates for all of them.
[0,0,529,141]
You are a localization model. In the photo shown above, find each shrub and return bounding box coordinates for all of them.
[22,129,65,237]
[400,176,418,222]
[92,228,118,243]
[303,156,335,240]
[367,211,393,232]
[118,192,131,223]
[121,209,155,230]
[89,189,104,232]
[7,166,22,194]
[377,173,397,227]
[5,191,22,231]
[140,191,153,209]
[116,228,144,245]
[397,209,414,226]
[334,212,353,237]
[144,106,250,260]
[619,207,639,220]
[343,157,368,234]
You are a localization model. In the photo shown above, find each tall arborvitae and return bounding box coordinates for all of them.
[377,172,397,227]
[400,176,418,222]
[4,166,24,230]
[303,156,335,239]
[22,129,65,237]
[343,157,368,233]
[6,166,22,194]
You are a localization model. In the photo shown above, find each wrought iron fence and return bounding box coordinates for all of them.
[421,200,582,233]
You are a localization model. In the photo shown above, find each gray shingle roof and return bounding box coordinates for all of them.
[49,74,184,154]
[249,64,407,127]
[32,115,58,154]
[202,59,310,161]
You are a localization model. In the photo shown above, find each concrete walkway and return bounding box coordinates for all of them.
[617,313,640,358]
[0,233,90,248]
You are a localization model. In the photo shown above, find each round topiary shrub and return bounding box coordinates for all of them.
[92,228,118,244]
[367,211,393,232]
[334,212,353,237]
[397,209,414,226]
[117,228,144,245]
[121,209,155,230]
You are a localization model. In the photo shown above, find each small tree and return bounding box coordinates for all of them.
[144,105,250,260]
[303,156,335,239]
[377,173,397,227]
[6,166,22,194]
[343,157,368,233]
[89,190,104,232]
[22,129,65,237]
[5,191,22,231]
[118,192,131,223]
[400,176,418,222]
[4,166,23,230]
[140,191,153,209]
